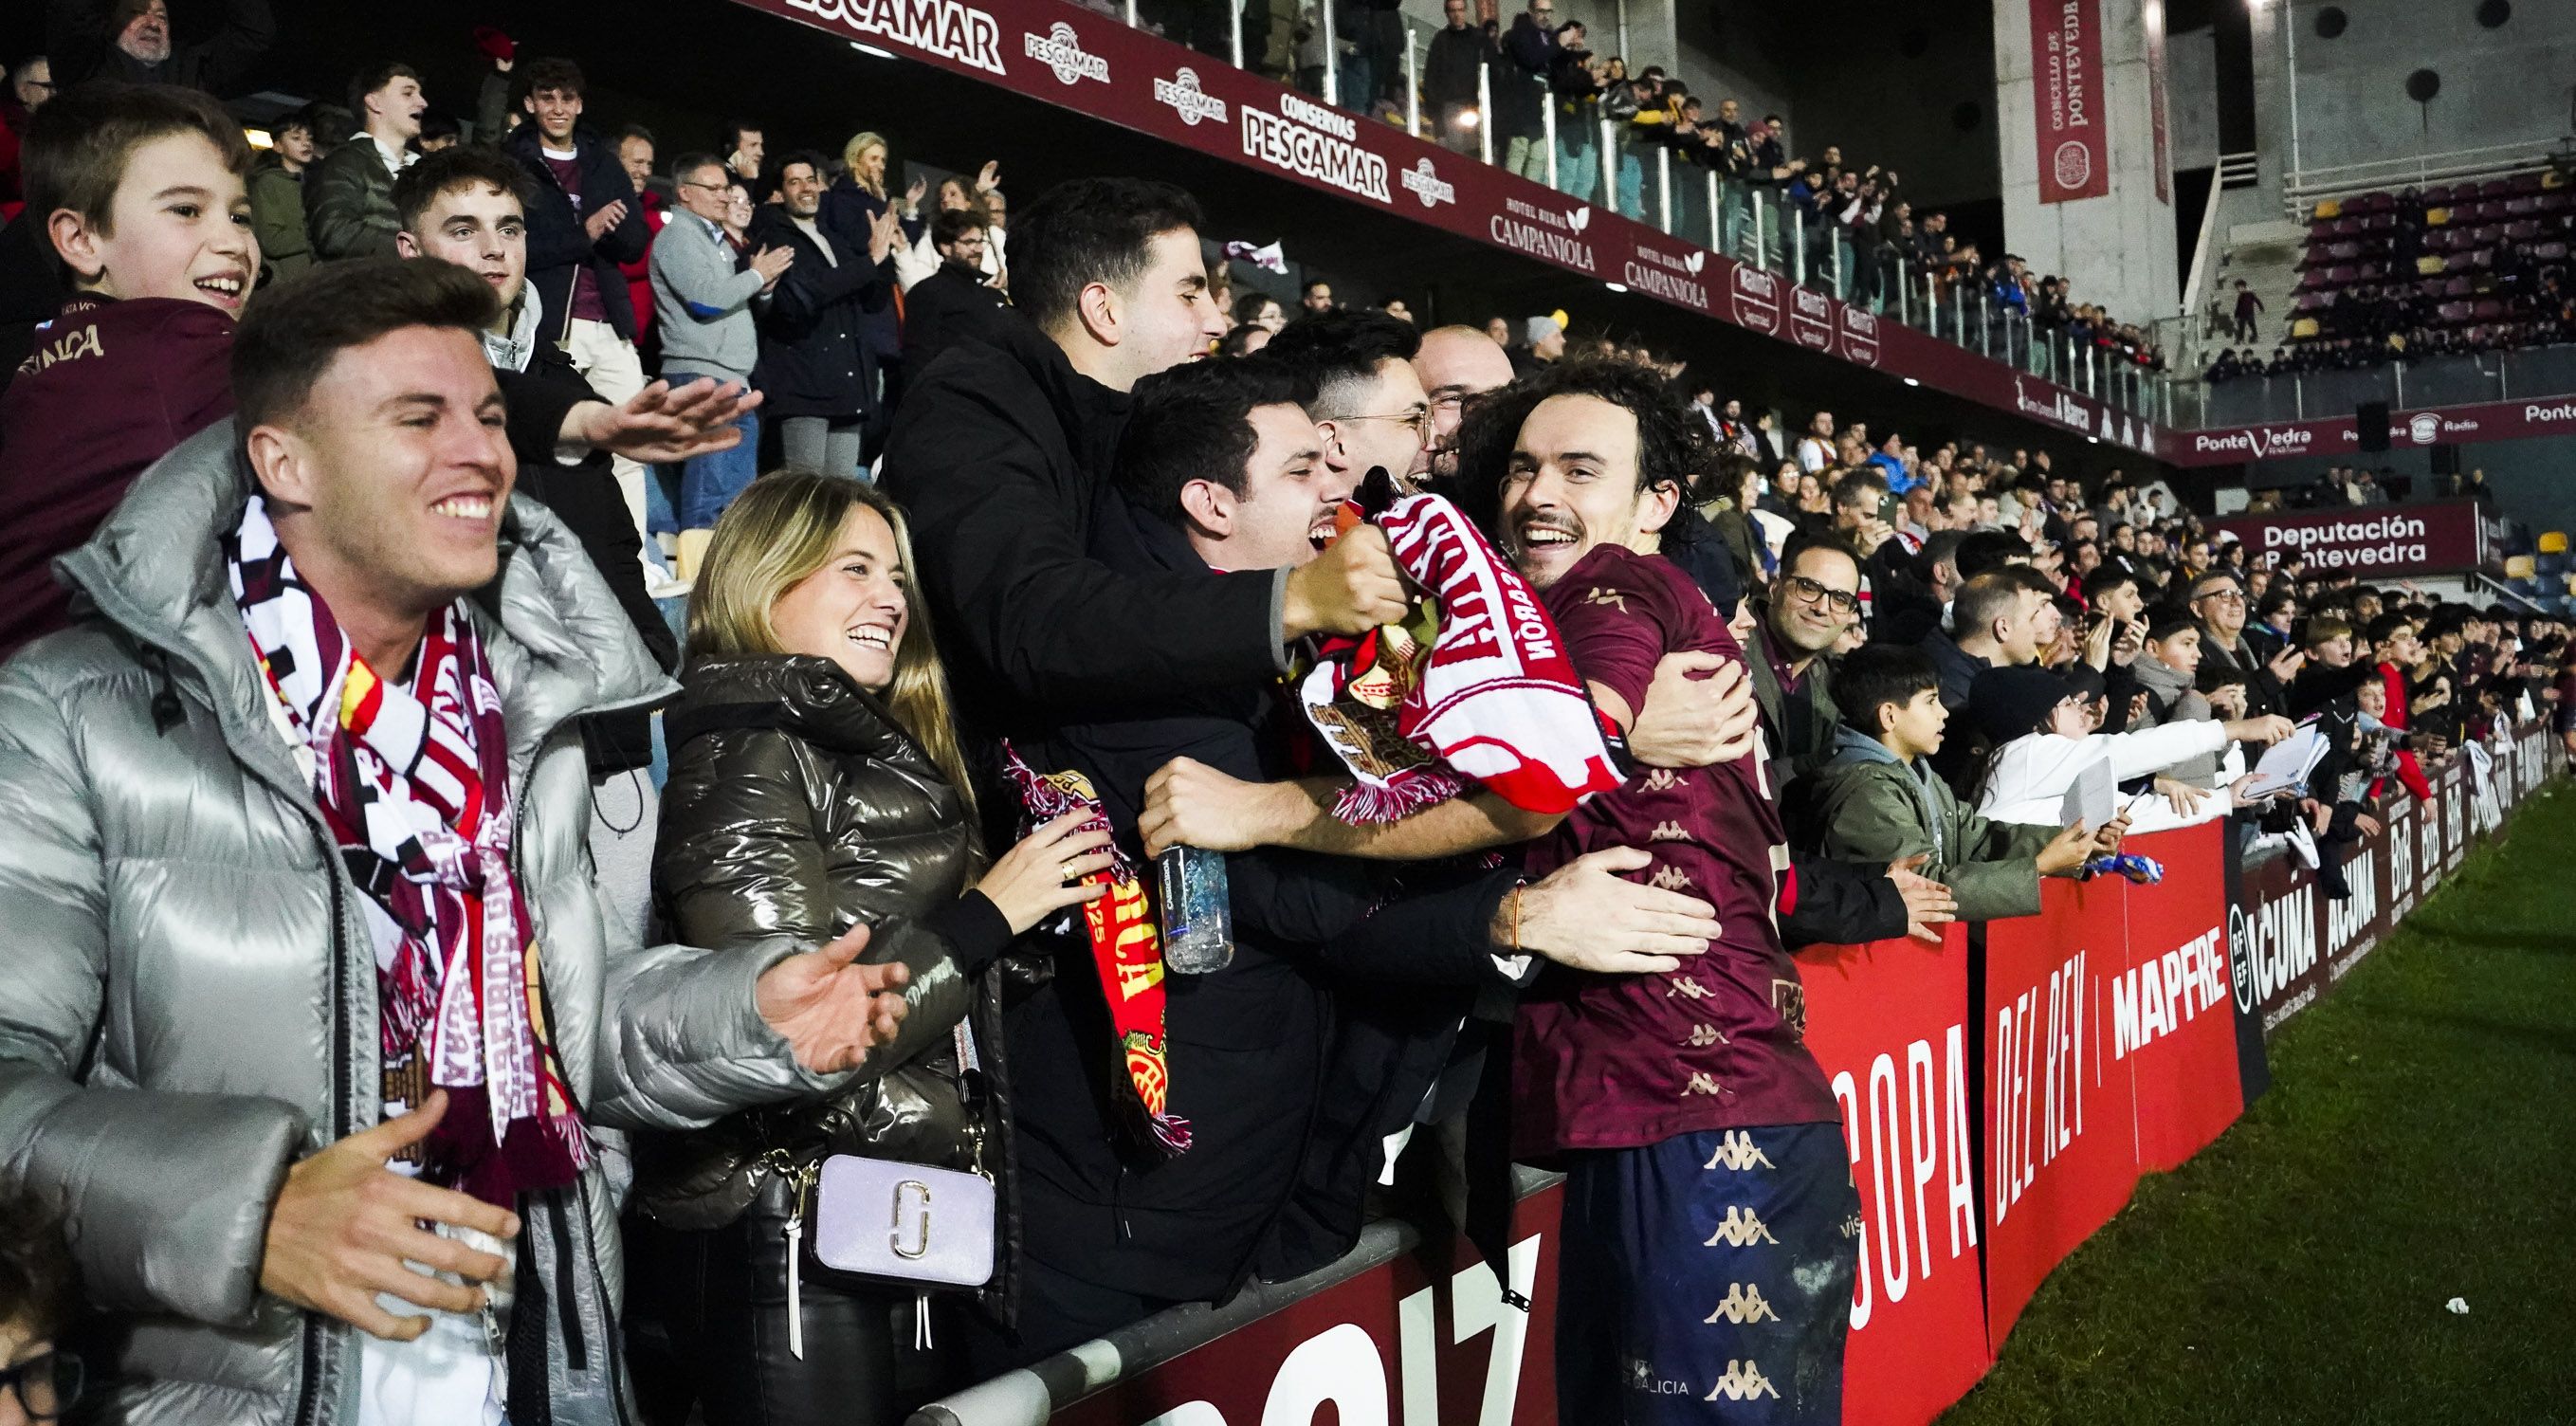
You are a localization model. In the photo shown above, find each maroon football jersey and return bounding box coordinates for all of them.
[1513,542,1839,1155]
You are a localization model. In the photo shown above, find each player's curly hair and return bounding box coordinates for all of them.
[1451,356,1711,547]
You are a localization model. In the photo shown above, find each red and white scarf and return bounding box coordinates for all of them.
[1301,493,1620,823]
[228,497,587,1207]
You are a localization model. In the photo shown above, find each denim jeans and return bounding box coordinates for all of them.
[667,370,760,530]
[1614,141,1646,220]
[1556,126,1599,201]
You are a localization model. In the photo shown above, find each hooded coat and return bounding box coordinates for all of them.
[0,422,855,1425]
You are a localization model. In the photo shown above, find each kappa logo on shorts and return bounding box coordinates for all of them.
[1703,1206,1778,1247]
[1702,1282,1777,1324]
[1704,1359,1781,1402]
[1701,1130,1774,1172]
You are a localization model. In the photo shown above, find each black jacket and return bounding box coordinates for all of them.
[998,493,1520,1330]
[878,320,1285,770]
[748,206,889,422]
[501,338,678,772]
[639,655,1036,1323]
[901,260,1010,375]
[508,125,650,343]
[1423,24,1493,107]
[817,178,908,367]
[46,0,272,93]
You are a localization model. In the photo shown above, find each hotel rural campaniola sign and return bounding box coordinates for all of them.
[754,0,2162,455]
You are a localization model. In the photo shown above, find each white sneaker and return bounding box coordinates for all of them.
[647,572,693,600]
[2284,820,2321,870]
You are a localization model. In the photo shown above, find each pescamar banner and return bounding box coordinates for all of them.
[726,0,2166,456]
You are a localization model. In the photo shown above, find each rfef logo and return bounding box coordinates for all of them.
[1153,66,1228,125]
[1022,20,1105,84]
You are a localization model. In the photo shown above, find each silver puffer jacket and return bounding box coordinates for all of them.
[0,423,860,1426]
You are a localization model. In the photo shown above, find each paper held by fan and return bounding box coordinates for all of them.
[2238,722,2330,802]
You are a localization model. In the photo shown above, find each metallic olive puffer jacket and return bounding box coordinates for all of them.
[635,656,1032,1312]
[0,423,863,1426]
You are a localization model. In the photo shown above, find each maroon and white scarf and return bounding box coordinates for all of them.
[1301,493,1621,823]
[228,496,587,1207]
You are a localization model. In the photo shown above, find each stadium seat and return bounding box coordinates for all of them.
[2312,198,2343,219]
[2538,531,2568,556]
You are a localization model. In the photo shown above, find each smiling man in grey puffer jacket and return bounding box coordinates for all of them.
[0,258,911,1426]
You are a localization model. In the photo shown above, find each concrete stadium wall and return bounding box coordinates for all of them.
[2275,0,2576,178]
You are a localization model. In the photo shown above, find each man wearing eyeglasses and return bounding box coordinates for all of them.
[649,152,793,571]
[2189,570,2297,735]
[1749,536,1863,780]
[1267,307,1435,490]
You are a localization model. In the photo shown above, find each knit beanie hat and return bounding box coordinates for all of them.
[1525,314,1563,346]
[1968,664,2074,744]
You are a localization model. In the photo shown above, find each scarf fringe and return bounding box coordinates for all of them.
[1329,767,1466,826]
[1148,1112,1194,1155]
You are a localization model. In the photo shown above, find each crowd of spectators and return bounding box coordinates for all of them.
[2,16,2571,1426]
[2208,170,2576,383]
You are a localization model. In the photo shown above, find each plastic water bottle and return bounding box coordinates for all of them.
[1156,846,1234,975]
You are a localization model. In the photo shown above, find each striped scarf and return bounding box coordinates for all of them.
[228,496,587,1207]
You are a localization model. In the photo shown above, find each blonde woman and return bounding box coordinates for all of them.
[822,132,924,422]
[622,469,1110,1426]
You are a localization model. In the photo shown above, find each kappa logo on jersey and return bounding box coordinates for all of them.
[1652,865,1696,891]
[1702,1130,1774,1171]
[1651,819,1690,841]
[1643,767,1683,791]
[1667,978,1712,999]
[1682,1071,1724,1096]
[1703,1206,1778,1247]
[1584,585,1630,612]
[1705,1360,1781,1402]
[1702,1283,1777,1324]
[1686,1023,1728,1047]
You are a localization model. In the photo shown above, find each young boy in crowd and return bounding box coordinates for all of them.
[0,82,255,654]
[1799,644,2094,922]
